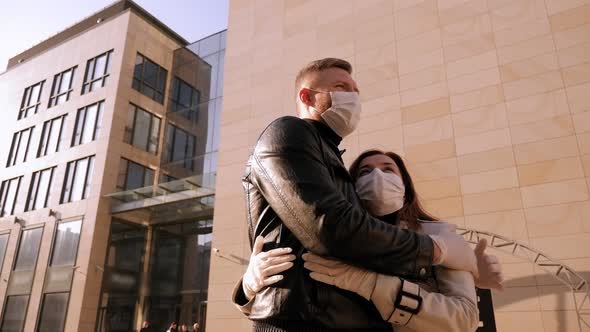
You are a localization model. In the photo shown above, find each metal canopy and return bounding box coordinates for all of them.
[105,173,215,224]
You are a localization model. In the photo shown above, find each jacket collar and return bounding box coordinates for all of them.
[304,119,342,147]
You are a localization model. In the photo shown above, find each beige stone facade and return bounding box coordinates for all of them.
[208,0,590,331]
[0,4,184,331]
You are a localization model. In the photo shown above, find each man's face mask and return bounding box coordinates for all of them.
[355,168,405,217]
[308,90,361,138]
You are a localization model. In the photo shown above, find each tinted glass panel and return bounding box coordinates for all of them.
[0,295,28,332]
[37,293,69,332]
[50,220,82,267]
[14,227,43,271]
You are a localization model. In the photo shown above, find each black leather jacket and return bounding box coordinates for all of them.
[238,116,434,330]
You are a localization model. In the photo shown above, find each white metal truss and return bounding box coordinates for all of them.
[457,227,590,330]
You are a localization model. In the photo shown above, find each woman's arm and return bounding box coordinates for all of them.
[371,267,478,332]
[303,253,479,332]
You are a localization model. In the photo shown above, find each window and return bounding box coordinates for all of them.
[37,115,66,158]
[0,295,29,332]
[36,220,81,332]
[48,66,76,108]
[72,101,104,146]
[117,159,154,191]
[82,50,113,94]
[0,234,9,273]
[14,227,43,271]
[0,227,43,331]
[7,127,34,167]
[169,77,200,121]
[132,53,168,103]
[61,155,95,204]
[36,293,69,332]
[18,81,45,119]
[50,219,82,267]
[165,124,197,170]
[0,177,22,217]
[25,167,55,212]
[124,104,161,154]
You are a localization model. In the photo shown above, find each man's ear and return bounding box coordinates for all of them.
[298,88,311,106]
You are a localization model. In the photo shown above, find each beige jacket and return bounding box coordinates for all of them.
[370,221,479,332]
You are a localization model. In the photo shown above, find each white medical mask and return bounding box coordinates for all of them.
[309,90,361,138]
[355,168,405,217]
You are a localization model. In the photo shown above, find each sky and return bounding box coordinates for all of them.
[0,0,229,70]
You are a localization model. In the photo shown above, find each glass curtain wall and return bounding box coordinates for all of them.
[161,30,225,183]
[98,221,146,332]
[144,219,212,332]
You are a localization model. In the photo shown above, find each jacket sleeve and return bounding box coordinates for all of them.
[371,269,479,332]
[231,277,254,316]
[249,116,433,279]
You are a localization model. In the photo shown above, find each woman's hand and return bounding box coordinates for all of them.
[474,239,504,290]
[242,236,296,300]
[302,253,377,300]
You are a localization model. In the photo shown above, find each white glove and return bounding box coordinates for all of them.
[474,239,504,290]
[430,232,479,278]
[302,253,377,300]
[242,236,296,300]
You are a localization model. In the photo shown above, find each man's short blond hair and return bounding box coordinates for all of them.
[295,58,352,90]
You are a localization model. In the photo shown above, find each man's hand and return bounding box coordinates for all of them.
[474,239,504,290]
[242,236,296,300]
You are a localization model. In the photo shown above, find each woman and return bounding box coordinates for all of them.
[235,150,503,331]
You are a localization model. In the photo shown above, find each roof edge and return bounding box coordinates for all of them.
[6,0,188,70]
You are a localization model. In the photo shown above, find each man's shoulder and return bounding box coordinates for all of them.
[265,115,313,131]
[258,116,318,142]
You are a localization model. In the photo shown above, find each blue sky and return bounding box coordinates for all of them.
[0,0,229,70]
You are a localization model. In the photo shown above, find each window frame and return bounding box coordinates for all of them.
[132,53,168,104]
[34,218,82,332]
[117,158,155,191]
[81,50,113,95]
[60,155,95,204]
[7,126,34,167]
[0,226,44,332]
[165,123,197,170]
[37,114,66,158]
[0,176,22,217]
[71,101,104,147]
[169,76,200,122]
[124,103,161,154]
[18,81,45,120]
[25,166,56,212]
[48,66,77,108]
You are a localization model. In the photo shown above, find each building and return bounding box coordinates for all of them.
[0,1,225,331]
[207,1,590,332]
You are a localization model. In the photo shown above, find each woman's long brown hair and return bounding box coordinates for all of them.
[349,149,438,230]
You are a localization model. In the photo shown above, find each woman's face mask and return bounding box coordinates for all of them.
[355,168,405,217]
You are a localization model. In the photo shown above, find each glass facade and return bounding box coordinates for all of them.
[98,221,146,332]
[101,30,226,332]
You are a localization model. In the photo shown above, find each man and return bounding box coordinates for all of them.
[233,58,478,331]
